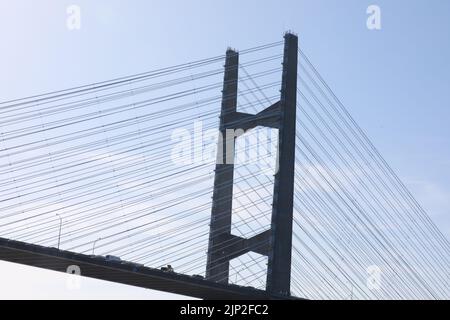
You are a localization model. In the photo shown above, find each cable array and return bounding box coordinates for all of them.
[0,41,283,292]
[291,48,450,299]
[0,39,448,300]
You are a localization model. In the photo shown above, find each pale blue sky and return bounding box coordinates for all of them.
[0,0,449,299]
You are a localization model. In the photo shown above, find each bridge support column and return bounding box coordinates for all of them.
[206,33,298,297]
[206,48,239,283]
[266,32,298,296]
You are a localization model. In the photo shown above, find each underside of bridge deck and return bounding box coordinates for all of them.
[0,237,300,300]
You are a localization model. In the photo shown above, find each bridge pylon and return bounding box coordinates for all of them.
[206,33,298,297]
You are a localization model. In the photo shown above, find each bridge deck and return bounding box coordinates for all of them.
[0,237,299,300]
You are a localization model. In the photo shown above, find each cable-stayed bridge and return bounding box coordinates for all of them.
[0,33,449,300]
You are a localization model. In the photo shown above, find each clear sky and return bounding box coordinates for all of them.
[0,0,449,299]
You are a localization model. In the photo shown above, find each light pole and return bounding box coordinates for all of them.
[92,237,102,255]
[56,214,63,249]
